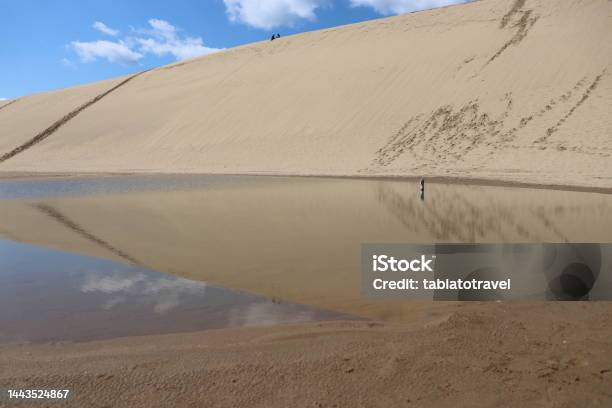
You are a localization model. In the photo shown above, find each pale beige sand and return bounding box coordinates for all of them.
[0,0,610,188]
[1,302,611,407]
[0,100,14,110]
[0,78,126,156]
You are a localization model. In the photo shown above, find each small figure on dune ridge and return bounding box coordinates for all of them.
[270,33,281,41]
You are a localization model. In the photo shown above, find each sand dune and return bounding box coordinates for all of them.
[0,78,127,158]
[0,0,611,186]
[0,99,16,111]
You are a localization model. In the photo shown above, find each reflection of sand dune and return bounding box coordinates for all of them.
[0,0,610,188]
[375,183,594,242]
[34,203,140,264]
[0,178,610,321]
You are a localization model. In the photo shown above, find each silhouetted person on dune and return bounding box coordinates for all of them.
[270,33,281,41]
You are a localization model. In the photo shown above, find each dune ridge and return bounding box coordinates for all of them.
[0,72,145,163]
[0,0,610,188]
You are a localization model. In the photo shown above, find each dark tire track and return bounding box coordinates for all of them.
[500,0,526,29]
[0,99,18,113]
[34,203,141,265]
[0,71,147,164]
[486,4,538,66]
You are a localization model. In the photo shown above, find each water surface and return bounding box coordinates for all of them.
[0,239,348,345]
[1,175,611,342]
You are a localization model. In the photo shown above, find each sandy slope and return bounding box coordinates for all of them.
[0,78,126,157]
[0,0,610,187]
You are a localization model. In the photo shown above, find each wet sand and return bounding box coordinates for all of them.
[2,171,612,194]
[2,302,611,407]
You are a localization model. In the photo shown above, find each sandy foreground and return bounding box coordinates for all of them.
[0,0,611,188]
[1,302,611,407]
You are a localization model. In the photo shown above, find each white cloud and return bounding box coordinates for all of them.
[0,98,6,101]
[228,302,316,327]
[146,18,177,40]
[350,0,466,15]
[223,0,326,29]
[60,57,77,69]
[70,19,220,65]
[93,21,119,36]
[81,273,146,293]
[71,40,144,64]
[135,19,220,60]
[81,271,207,315]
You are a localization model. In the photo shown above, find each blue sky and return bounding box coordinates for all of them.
[0,0,465,100]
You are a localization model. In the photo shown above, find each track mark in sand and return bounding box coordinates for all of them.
[0,99,18,112]
[486,0,538,66]
[537,70,606,143]
[373,115,422,165]
[0,71,147,164]
[34,203,141,265]
[500,0,525,29]
[372,95,512,167]
[372,70,606,167]
[499,77,588,144]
